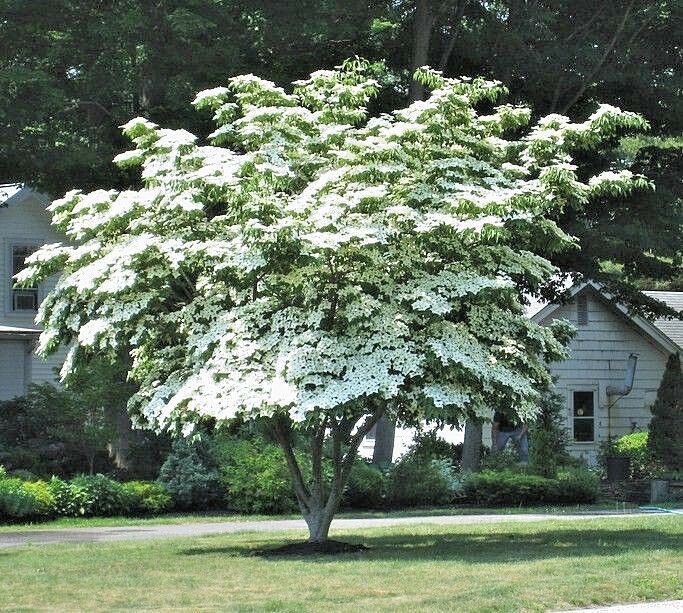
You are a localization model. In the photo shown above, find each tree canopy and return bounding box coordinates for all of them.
[20,60,649,541]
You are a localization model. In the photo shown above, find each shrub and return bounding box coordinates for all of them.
[121,481,172,514]
[613,432,657,479]
[462,467,599,506]
[343,460,387,509]
[529,388,571,477]
[462,470,554,506]
[214,436,302,514]
[553,467,599,503]
[48,477,89,516]
[158,438,222,510]
[481,446,522,472]
[68,474,129,516]
[648,353,682,472]
[0,478,54,520]
[387,456,455,507]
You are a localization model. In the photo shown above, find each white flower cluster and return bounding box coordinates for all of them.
[23,60,650,432]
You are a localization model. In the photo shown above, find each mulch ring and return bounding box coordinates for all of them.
[254,539,368,557]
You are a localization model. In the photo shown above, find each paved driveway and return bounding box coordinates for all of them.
[0,512,658,548]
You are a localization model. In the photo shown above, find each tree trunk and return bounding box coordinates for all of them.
[303,497,338,543]
[461,419,482,472]
[273,410,383,543]
[372,416,396,466]
[409,0,435,102]
[107,406,133,470]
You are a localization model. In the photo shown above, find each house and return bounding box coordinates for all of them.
[365,280,681,464]
[0,185,65,401]
[531,281,682,465]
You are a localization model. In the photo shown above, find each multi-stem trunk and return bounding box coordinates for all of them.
[273,408,384,543]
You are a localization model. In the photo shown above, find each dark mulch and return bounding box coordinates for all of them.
[255,539,368,557]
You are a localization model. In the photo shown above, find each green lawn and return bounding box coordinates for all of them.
[0,502,656,532]
[1,516,680,612]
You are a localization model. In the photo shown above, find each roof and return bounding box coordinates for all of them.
[531,280,681,354]
[0,325,41,340]
[0,183,24,203]
[0,184,50,208]
[643,291,683,349]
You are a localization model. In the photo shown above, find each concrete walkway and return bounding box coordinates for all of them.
[555,602,683,612]
[0,511,662,548]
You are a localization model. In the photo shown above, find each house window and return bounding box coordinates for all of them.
[572,391,595,442]
[11,246,38,311]
[577,294,588,325]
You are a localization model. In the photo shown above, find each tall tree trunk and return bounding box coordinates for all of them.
[461,420,483,472]
[107,406,132,470]
[409,0,435,102]
[371,416,396,466]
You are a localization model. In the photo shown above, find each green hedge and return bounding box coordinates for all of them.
[462,467,598,506]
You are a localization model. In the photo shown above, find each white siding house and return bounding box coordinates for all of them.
[0,185,65,400]
[531,281,681,465]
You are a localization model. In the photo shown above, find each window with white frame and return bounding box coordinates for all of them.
[11,245,38,311]
[572,390,595,442]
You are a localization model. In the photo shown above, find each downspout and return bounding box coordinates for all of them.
[606,353,638,439]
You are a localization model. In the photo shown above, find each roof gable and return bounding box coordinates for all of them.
[531,281,681,354]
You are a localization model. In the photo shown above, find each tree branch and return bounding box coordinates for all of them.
[437,1,467,72]
[559,0,636,115]
[310,417,328,504]
[273,417,311,512]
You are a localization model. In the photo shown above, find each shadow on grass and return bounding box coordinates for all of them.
[178,527,680,563]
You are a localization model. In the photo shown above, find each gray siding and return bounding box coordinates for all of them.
[540,291,670,465]
[0,191,65,394]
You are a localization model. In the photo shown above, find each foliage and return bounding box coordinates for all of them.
[481,445,522,472]
[462,466,598,506]
[0,381,118,478]
[648,353,683,471]
[48,477,91,517]
[120,481,172,515]
[529,388,571,477]
[387,456,456,507]
[214,435,303,514]
[0,477,54,520]
[342,460,387,509]
[406,429,462,466]
[23,59,649,540]
[157,438,221,510]
[67,474,130,516]
[0,0,379,196]
[612,432,657,480]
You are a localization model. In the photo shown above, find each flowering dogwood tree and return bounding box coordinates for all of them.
[20,59,649,543]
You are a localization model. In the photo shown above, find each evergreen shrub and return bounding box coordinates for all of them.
[387,456,455,507]
[158,438,222,510]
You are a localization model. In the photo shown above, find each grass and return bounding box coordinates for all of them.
[0,501,663,532]
[1,515,681,611]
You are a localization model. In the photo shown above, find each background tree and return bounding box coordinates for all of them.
[648,353,682,472]
[21,59,649,543]
[0,0,379,195]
